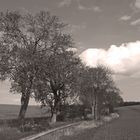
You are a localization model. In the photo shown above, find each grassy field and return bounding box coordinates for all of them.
[0,104,51,140]
[0,104,49,120]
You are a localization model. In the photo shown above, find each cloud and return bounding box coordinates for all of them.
[134,0,140,9]
[119,15,131,21]
[77,0,101,12]
[93,6,102,12]
[78,4,86,10]
[78,4,102,12]
[130,0,140,12]
[58,0,102,12]
[58,0,72,7]
[80,41,140,77]
[131,18,140,25]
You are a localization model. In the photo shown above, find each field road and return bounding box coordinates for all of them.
[62,105,140,140]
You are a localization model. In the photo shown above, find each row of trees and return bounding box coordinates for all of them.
[0,10,123,123]
[79,66,123,120]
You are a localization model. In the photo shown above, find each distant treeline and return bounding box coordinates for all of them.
[120,101,140,106]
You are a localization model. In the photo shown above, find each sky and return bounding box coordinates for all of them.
[0,0,140,104]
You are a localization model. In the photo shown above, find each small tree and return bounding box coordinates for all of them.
[103,86,123,113]
[80,65,114,120]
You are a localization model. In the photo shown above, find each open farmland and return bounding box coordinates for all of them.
[0,104,51,140]
[0,104,49,120]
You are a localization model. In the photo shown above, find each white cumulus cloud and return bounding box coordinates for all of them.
[80,41,140,76]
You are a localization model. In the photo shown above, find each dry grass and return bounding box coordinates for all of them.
[0,122,35,140]
[60,113,119,140]
[0,104,51,140]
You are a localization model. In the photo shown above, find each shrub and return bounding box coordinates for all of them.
[58,104,91,121]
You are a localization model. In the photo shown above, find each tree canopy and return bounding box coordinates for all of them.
[0,10,123,123]
[0,10,75,121]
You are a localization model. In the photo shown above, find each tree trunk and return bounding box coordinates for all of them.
[51,110,57,123]
[18,93,30,123]
[91,99,95,118]
[93,94,97,120]
[91,105,94,116]
[94,94,100,120]
[95,105,100,120]
[18,76,33,123]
